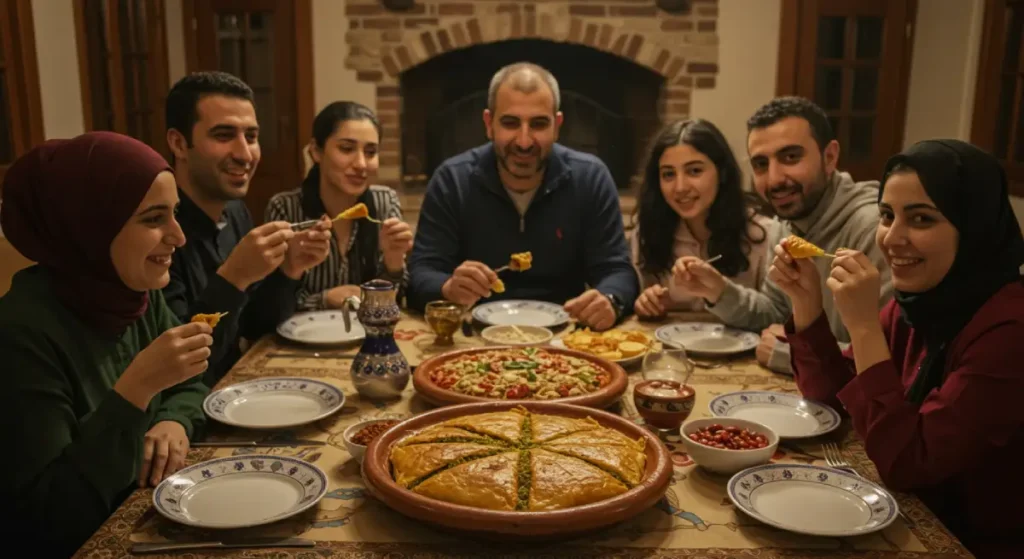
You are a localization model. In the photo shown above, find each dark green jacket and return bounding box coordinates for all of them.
[0,266,209,556]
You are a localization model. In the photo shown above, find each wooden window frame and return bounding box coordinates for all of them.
[971,0,1024,196]
[775,0,917,180]
[73,0,171,155]
[0,0,44,184]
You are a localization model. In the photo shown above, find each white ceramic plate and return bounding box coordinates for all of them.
[728,464,898,537]
[655,322,759,357]
[153,455,327,529]
[709,391,840,439]
[472,300,570,328]
[204,377,345,429]
[549,337,646,368]
[277,310,365,346]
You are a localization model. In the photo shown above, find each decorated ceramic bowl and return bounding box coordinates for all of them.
[632,379,696,430]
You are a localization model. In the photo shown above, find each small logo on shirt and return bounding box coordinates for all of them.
[555,227,563,240]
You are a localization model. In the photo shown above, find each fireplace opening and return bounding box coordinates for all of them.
[399,39,665,190]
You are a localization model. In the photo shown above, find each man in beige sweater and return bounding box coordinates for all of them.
[674,97,893,374]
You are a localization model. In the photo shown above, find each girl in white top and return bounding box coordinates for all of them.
[631,118,777,316]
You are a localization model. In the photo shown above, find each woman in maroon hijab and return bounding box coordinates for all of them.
[0,132,213,556]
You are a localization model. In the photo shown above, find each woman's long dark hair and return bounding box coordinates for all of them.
[634,119,766,278]
[303,101,383,284]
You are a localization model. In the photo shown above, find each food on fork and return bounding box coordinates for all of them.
[190,312,228,328]
[334,202,381,223]
[562,328,652,361]
[783,235,834,259]
[509,252,533,271]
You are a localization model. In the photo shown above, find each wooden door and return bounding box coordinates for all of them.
[972,0,1024,195]
[779,0,916,181]
[187,0,299,224]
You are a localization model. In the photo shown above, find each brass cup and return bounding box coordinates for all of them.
[425,301,464,346]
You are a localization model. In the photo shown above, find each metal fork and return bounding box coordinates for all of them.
[821,443,914,528]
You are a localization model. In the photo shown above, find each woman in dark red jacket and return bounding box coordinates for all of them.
[768,139,1024,559]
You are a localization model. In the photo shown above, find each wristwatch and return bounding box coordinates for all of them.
[603,293,625,322]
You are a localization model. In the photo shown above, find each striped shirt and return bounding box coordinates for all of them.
[265,184,408,311]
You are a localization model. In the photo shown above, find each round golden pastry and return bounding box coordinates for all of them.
[388,407,647,512]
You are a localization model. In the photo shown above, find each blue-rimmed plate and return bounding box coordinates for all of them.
[204,377,345,429]
[472,300,570,328]
[728,464,898,537]
[655,322,759,357]
[277,310,365,346]
[154,454,328,529]
[709,391,840,439]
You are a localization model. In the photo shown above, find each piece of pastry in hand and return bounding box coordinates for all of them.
[492,279,506,294]
[784,235,833,258]
[509,252,533,271]
[334,202,381,223]
[190,312,228,328]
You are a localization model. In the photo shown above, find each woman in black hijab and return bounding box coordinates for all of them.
[771,139,1024,558]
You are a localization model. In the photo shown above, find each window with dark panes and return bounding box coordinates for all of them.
[75,0,169,152]
[216,12,278,148]
[973,0,1024,194]
[776,0,915,181]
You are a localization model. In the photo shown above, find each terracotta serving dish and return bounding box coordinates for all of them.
[362,401,673,540]
[412,345,628,409]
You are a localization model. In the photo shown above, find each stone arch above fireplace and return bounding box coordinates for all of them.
[342,0,721,188]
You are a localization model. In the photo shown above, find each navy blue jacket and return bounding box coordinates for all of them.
[407,143,639,314]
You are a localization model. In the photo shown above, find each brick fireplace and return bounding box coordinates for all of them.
[343,0,720,192]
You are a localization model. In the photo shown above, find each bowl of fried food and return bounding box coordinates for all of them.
[551,328,654,367]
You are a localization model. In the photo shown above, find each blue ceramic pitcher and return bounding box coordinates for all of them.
[342,279,410,399]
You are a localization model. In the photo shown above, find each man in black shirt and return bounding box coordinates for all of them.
[163,72,331,386]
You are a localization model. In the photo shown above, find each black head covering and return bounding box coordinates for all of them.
[880,139,1024,403]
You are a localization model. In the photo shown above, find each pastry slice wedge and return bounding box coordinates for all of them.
[440,408,527,444]
[541,441,647,486]
[527,449,628,511]
[390,442,503,488]
[529,413,601,443]
[412,451,520,511]
[396,426,497,446]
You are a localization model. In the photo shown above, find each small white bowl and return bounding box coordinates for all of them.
[480,324,553,346]
[679,417,779,475]
[342,418,402,464]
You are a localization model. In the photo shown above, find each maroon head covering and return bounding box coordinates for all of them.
[1,131,172,334]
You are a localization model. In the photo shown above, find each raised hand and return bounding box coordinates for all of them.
[441,261,497,307]
[380,218,414,274]
[217,221,296,291]
[114,322,213,411]
[281,217,332,280]
[767,238,823,331]
[672,256,728,303]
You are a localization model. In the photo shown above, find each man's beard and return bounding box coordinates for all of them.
[191,162,249,202]
[767,171,827,220]
[497,142,547,180]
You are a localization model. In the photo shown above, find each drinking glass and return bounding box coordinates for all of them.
[641,348,694,384]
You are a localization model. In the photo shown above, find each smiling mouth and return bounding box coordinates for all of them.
[148,254,172,266]
[675,196,699,206]
[891,257,924,267]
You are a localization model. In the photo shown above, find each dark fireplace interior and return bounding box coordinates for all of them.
[399,39,665,189]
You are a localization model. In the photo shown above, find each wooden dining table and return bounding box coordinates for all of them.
[74,311,973,558]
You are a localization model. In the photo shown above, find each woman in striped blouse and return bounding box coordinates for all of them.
[266,102,413,310]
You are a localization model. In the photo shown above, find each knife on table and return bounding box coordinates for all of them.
[132,537,315,554]
[192,439,326,448]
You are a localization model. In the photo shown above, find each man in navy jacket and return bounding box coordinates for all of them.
[408,62,638,331]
